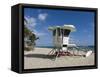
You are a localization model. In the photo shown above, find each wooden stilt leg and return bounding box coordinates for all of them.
[72,51,74,56]
[54,49,60,60]
[55,51,59,60]
[51,49,55,55]
[48,48,54,55]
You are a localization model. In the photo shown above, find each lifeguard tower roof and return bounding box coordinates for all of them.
[48,24,76,32]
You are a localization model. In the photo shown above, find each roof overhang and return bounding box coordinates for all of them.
[48,24,76,32]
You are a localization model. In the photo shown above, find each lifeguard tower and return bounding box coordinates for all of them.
[48,24,76,58]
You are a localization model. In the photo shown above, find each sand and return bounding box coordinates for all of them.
[24,47,95,69]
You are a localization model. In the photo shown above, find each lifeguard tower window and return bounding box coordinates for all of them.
[61,29,63,36]
[57,28,61,36]
[64,29,70,36]
[53,30,56,36]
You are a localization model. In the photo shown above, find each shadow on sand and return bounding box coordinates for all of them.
[24,54,55,59]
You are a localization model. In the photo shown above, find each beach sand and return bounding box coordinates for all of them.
[24,47,95,69]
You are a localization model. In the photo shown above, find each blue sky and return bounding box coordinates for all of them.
[24,8,95,46]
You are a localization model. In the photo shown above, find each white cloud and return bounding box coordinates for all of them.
[38,13,48,21]
[24,16,37,28]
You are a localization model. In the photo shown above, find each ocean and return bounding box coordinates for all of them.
[36,45,94,52]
